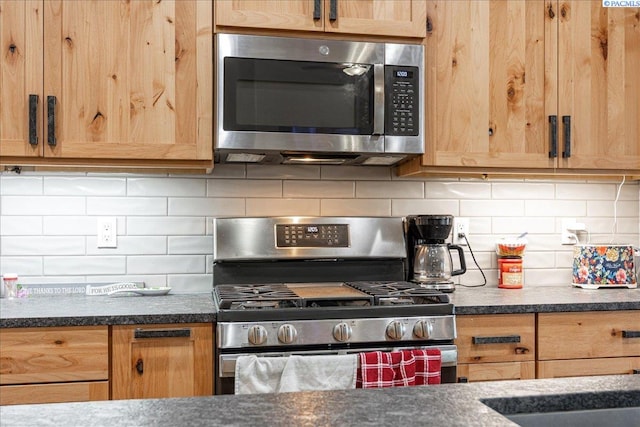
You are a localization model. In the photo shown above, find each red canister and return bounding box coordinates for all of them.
[498,257,523,289]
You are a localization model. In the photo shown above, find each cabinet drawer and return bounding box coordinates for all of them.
[538,311,640,360]
[455,314,535,363]
[458,361,535,382]
[0,326,108,385]
[0,381,109,405]
[537,357,640,379]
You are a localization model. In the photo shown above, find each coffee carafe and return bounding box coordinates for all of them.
[404,215,467,292]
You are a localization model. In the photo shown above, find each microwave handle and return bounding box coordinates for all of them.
[373,63,385,135]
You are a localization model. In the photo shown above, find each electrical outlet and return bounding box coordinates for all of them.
[453,217,470,246]
[561,218,577,245]
[97,217,117,248]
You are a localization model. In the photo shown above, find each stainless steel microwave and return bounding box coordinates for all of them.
[215,34,424,166]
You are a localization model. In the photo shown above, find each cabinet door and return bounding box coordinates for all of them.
[558,2,640,171]
[0,0,43,159]
[42,0,212,162]
[215,0,323,32]
[458,361,535,382]
[456,314,535,364]
[111,323,213,399]
[538,357,640,379]
[423,1,554,170]
[0,381,109,405]
[327,0,426,38]
[538,311,640,360]
[0,326,108,385]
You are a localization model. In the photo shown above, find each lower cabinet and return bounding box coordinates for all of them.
[111,323,214,399]
[537,311,640,378]
[0,326,109,405]
[455,314,536,382]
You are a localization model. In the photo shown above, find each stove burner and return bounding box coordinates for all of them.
[215,284,303,309]
[346,281,450,305]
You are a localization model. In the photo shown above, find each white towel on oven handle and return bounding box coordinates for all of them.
[235,354,358,394]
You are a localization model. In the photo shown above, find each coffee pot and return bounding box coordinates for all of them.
[413,243,466,284]
[404,215,467,292]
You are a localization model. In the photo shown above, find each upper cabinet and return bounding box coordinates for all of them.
[557,1,640,171]
[215,0,427,38]
[0,0,213,169]
[398,1,640,177]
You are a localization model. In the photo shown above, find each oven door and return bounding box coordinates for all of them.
[216,344,457,395]
[216,34,385,155]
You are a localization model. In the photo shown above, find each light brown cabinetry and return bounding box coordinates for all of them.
[398,1,640,177]
[0,0,212,169]
[215,0,427,38]
[455,314,535,382]
[0,326,109,405]
[111,323,213,399]
[538,311,640,378]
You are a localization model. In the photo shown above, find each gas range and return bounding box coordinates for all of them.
[212,217,459,392]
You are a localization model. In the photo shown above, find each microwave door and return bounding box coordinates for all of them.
[218,57,384,155]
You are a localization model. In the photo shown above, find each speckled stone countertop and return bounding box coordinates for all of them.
[2,285,639,328]
[0,294,216,328]
[452,285,640,315]
[1,375,638,426]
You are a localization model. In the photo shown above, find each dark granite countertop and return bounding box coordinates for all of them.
[452,285,640,315]
[1,285,639,328]
[0,294,216,328]
[1,375,638,426]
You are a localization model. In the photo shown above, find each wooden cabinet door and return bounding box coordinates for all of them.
[0,326,109,385]
[423,1,554,170]
[327,0,426,38]
[0,0,44,159]
[538,311,640,360]
[215,0,323,32]
[42,0,212,162]
[456,314,535,364]
[557,2,640,171]
[458,361,535,382]
[215,0,425,37]
[0,381,109,405]
[538,357,640,379]
[111,323,213,399]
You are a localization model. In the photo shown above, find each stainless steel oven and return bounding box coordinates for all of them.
[215,34,424,166]
[212,217,458,395]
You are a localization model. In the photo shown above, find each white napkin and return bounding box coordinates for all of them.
[235,354,357,395]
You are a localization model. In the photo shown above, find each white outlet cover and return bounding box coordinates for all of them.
[453,217,470,246]
[97,217,117,248]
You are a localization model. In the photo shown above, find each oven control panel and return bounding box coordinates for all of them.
[276,224,349,247]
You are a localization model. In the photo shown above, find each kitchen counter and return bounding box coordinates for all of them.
[0,294,216,328]
[1,375,638,426]
[1,285,639,328]
[452,285,640,315]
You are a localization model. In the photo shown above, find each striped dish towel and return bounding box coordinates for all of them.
[356,349,441,388]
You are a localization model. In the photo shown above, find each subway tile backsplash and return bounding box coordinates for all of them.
[1,165,638,293]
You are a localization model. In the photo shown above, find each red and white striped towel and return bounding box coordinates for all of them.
[356,349,441,388]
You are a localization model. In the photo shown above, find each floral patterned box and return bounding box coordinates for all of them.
[572,245,637,289]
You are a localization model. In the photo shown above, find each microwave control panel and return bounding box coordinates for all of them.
[275,224,349,248]
[385,66,419,136]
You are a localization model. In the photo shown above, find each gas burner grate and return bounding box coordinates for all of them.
[346,281,450,305]
[215,284,303,309]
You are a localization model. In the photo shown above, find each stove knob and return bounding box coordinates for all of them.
[247,325,268,345]
[277,324,298,344]
[413,320,434,339]
[333,322,352,342]
[386,320,406,340]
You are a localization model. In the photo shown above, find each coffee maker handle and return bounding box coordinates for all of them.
[448,244,467,276]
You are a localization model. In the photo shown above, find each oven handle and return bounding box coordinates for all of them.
[373,63,385,136]
[219,345,457,377]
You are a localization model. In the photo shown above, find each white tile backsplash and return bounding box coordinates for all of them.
[0,170,638,293]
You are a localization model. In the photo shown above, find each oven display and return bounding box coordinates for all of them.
[276,224,349,248]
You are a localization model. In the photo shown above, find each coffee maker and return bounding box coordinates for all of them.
[404,215,466,292]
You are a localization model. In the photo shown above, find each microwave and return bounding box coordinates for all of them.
[215,34,424,166]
